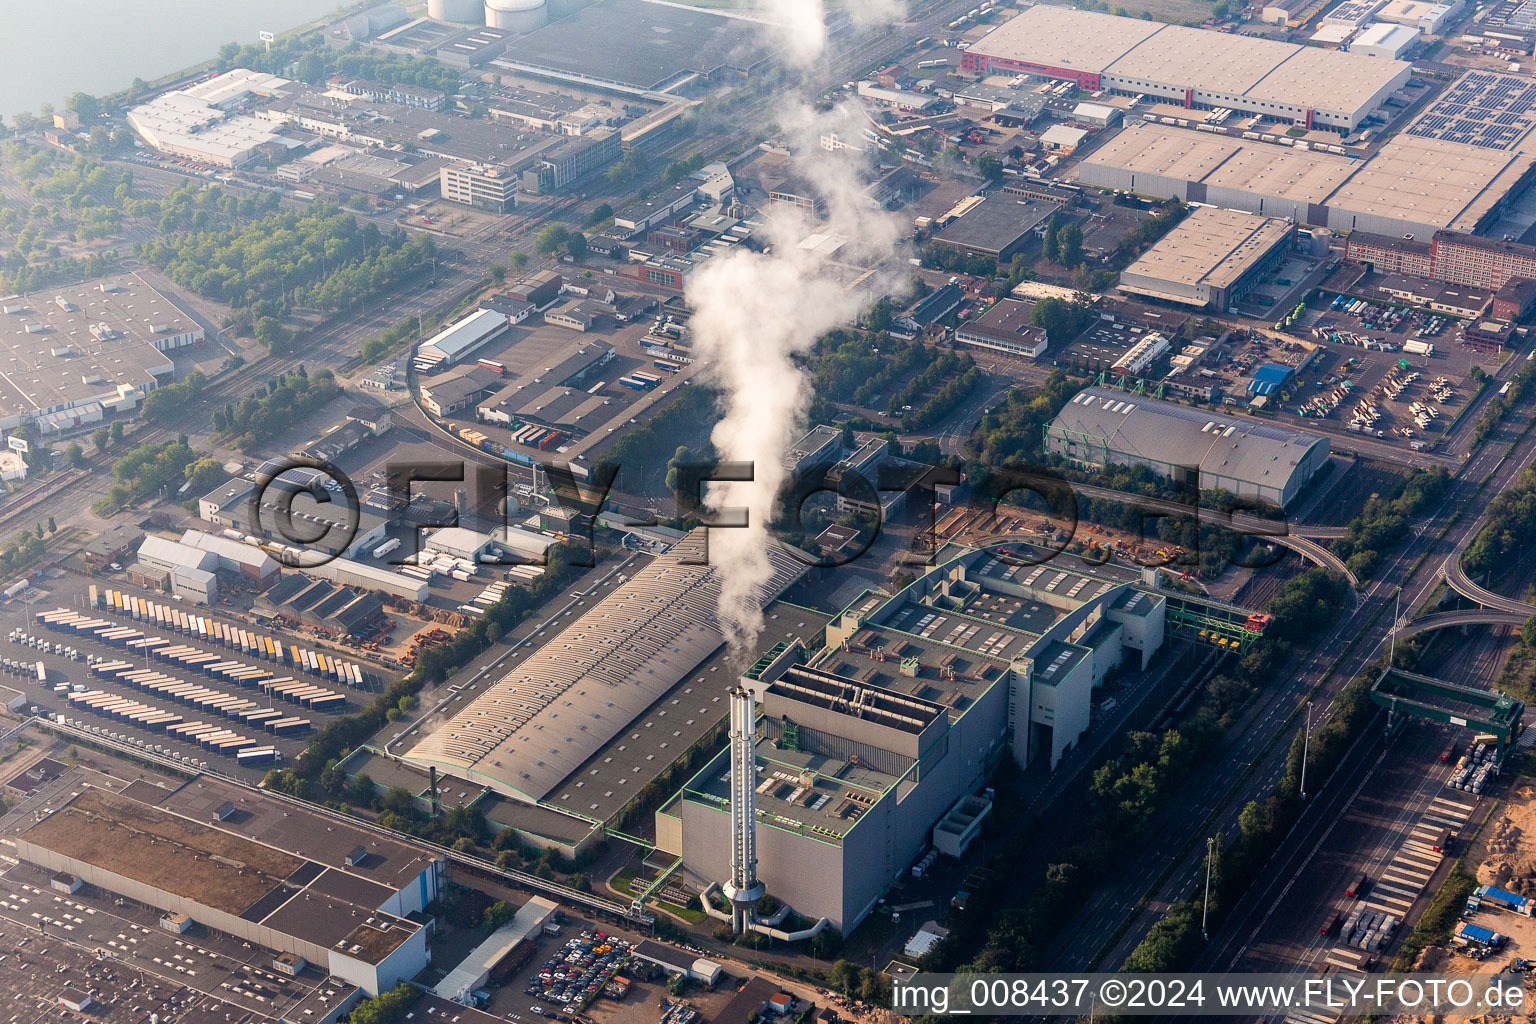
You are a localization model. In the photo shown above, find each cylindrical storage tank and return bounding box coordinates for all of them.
[485,0,549,31]
[1310,227,1332,257]
[429,0,484,21]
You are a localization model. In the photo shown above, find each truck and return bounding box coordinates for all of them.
[1441,739,1458,763]
[1347,871,1369,897]
[36,661,46,684]
[1430,828,1453,853]
[1404,340,1435,357]
[1321,910,1344,936]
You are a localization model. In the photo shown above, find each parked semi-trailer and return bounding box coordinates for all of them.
[1347,871,1368,897]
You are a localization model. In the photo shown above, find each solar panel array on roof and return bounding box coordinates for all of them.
[1404,71,1536,151]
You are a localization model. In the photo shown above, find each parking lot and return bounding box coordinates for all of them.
[0,856,359,1024]
[0,577,361,780]
[1287,296,1496,450]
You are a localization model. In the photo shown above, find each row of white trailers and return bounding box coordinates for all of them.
[57,715,277,768]
[455,578,534,618]
[36,609,349,710]
[87,586,368,687]
[64,690,282,764]
[90,657,331,720]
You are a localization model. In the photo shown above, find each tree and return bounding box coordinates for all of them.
[861,296,893,333]
[566,231,587,262]
[1055,222,1084,268]
[109,422,123,444]
[587,202,614,226]
[1523,617,1536,648]
[254,316,292,352]
[509,249,529,271]
[976,152,1004,182]
[295,51,328,85]
[534,224,570,258]
[66,92,102,123]
[91,427,110,454]
[483,900,516,930]
[65,442,84,468]
[1041,217,1060,261]
[46,517,55,534]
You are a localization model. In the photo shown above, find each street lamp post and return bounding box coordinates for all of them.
[1202,836,1214,940]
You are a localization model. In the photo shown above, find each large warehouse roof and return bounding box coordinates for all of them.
[1077,124,1527,235]
[419,309,509,362]
[1322,134,1524,233]
[1122,207,1293,292]
[966,5,1162,74]
[1048,387,1327,494]
[403,532,807,804]
[969,7,1409,116]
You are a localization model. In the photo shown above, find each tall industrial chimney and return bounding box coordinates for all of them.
[723,686,764,934]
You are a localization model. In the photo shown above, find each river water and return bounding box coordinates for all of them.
[1,0,346,120]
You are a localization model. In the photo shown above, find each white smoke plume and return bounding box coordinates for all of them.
[687,0,902,661]
[754,0,903,65]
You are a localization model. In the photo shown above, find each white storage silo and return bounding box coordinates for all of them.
[485,0,549,32]
[429,0,485,22]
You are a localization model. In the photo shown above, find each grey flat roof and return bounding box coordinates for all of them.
[969,6,1409,115]
[403,531,808,804]
[1047,386,1327,493]
[1121,206,1292,292]
[155,776,439,894]
[0,275,182,419]
[496,0,772,91]
[935,195,1060,255]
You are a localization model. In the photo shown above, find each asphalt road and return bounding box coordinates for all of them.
[1044,348,1536,975]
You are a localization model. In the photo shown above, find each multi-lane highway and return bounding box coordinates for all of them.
[1046,349,1536,975]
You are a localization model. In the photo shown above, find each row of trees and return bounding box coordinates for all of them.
[1462,464,1536,581]
[1473,358,1536,448]
[140,202,434,314]
[904,363,982,431]
[360,317,422,365]
[98,438,200,514]
[213,367,338,452]
[1119,658,1378,976]
[1329,466,1451,579]
[141,370,207,423]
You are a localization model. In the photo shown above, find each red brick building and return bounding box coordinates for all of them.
[1343,230,1536,300]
